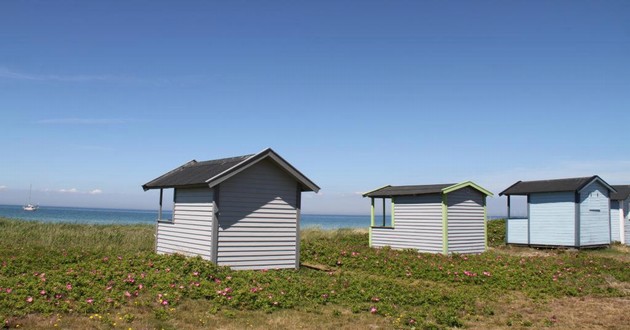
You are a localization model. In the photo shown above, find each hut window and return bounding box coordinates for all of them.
[371,197,393,228]
[587,191,600,212]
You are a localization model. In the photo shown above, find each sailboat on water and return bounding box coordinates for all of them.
[23,184,39,211]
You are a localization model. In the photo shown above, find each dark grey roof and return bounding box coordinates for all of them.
[142,155,253,190]
[142,148,320,192]
[611,185,630,200]
[364,184,454,197]
[499,176,615,196]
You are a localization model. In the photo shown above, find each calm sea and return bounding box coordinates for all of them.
[0,205,371,229]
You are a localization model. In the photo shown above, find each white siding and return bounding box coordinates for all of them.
[156,188,213,259]
[506,218,528,244]
[529,192,575,246]
[447,187,486,254]
[371,195,443,253]
[217,159,298,270]
[624,198,630,245]
[579,181,610,246]
[610,200,621,242]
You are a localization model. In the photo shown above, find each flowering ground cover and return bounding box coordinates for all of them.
[0,218,628,329]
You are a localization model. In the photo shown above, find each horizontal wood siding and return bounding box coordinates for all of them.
[506,218,528,244]
[529,192,575,246]
[610,200,621,242]
[217,159,298,270]
[579,181,610,246]
[371,195,443,253]
[447,187,486,254]
[624,198,630,245]
[156,188,213,259]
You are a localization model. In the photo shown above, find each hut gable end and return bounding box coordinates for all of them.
[217,159,299,270]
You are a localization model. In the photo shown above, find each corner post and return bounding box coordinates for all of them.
[391,197,395,227]
[442,193,448,255]
[369,198,374,247]
[158,188,163,221]
[527,195,531,246]
[575,192,580,248]
[295,183,302,269]
[505,195,510,245]
[382,198,386,227]
[483,195,488,250]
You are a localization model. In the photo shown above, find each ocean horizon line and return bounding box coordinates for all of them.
[0,204,508,218]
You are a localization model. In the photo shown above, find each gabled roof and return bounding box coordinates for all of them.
[610,185,630,200]
[363,181,493,198]
[142,148,320,192]
[499,176,616,196]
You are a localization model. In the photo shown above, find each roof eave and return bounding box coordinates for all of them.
[442,181,493,196]
[205,148,321,193]
[499,180,522,196]
[577,175,617,194]
[362,185,392,197]
[142,159,198,191]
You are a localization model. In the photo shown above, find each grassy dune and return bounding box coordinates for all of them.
[0,218,628,329]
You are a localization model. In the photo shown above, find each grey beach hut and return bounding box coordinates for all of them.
[142,148,320,270]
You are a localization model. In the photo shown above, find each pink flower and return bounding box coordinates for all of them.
[138,284,144,290]
[86,298,94,304]
[409,319,416,325]
[124,291,132,297]
[39,290,46,296]
[161,300,168,306]
[483,271,491,277]
[321,293,329,299]
[370,307,377,314]
[66,283,72,290]
[192,271,199,276]
[371,297,380,302]
[55,294,62,299]
[26,296,33,303]
[5,288,12,294]
[226,276,232,280]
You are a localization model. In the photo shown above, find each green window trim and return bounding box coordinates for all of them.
[442,181,493,197]
[483,196,488,250]
[442,193,448,255]
[391,197,395,227]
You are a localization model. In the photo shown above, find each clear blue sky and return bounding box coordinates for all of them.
[1,1,628,215]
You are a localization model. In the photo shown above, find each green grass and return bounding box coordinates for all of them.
[0,217,628,329]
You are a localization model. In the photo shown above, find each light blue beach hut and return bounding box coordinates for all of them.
[500,176,616,248]
[610,185,630,245]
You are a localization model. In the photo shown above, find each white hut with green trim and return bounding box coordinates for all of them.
[363,182,493,255]
[142,148,320,270]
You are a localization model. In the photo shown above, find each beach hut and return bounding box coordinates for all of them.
[142,148,320,270]
[363,181,493,255]
[500,176,616,248]
[610,185,630,245]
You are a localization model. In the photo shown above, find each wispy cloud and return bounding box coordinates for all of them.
[58,188,78,193]
[36,118,132,125]
[0,185,7,191]
[0,67,126,82]
[89,189,103,195]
